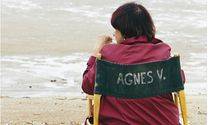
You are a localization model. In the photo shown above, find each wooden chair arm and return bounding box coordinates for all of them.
[87,94,94,117]
[87,94,94,100]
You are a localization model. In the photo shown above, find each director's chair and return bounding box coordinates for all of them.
[86,55,187,125]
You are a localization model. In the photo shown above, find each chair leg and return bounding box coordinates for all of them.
[87,98,93,117]
[178,90,188,125]
[87,95,94,117]
[94,94,101,125]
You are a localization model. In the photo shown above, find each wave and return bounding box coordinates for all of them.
[1,52,207,97]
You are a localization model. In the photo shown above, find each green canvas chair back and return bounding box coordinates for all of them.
[92,55,187,125]
[95,56,184,98]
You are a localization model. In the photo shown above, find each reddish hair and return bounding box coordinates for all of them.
[111,2,156,41]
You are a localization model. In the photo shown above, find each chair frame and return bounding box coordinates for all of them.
[86,55,188,125]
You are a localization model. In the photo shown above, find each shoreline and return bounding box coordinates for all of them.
[1,95,207,125]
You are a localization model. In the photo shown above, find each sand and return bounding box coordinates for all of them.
[1,95,207,125]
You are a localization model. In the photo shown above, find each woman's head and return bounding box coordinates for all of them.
[111,2,155,43]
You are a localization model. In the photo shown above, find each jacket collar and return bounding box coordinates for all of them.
[120,36,162,45]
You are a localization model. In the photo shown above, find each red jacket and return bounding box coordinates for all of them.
[82,36,179,125]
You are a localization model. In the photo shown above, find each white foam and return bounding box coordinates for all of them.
[1,53,207,97]
[3,0,42,10]
[1,53,90,97]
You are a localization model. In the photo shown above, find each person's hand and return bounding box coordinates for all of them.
[92,35,112,58]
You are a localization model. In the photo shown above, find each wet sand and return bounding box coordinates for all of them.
[1,95,207,125]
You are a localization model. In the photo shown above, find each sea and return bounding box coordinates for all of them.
[1,0,207,97]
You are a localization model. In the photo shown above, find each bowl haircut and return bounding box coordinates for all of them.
[111,2,156,42]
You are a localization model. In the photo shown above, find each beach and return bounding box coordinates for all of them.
[1,0,207,125]
[1,95,207,125]
[1,96,87,125]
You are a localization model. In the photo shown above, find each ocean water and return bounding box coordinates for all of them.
[1,53,89,97]
[1,0,207,97]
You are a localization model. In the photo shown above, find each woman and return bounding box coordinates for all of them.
[82,2,181,125]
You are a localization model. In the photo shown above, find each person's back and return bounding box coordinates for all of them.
[82,2,180,125]
[98,36,179,125]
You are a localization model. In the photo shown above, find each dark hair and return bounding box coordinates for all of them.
[111,2,156,41]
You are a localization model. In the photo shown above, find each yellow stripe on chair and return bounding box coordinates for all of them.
[93,54,102,125]
[179,90,188,125]
[93,94,101,125]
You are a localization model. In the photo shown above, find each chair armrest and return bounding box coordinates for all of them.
[87,94,94,100]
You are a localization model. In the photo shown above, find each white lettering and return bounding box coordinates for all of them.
[124,73,133,85]
[157,68,163,80]
[117,73,124,84]
[134,73,140,85]
[141,72,146,84]
[147,71,153,84]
